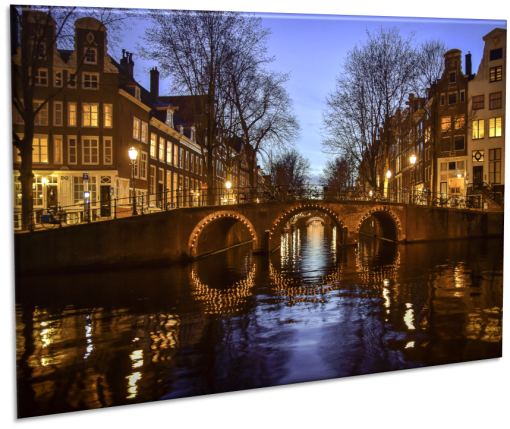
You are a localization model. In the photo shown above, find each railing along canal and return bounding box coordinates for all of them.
[14,184,489,232]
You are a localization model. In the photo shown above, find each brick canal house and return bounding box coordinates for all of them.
[12,15,260,227]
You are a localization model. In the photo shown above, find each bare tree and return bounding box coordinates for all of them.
[264,149,310,189]
[140,10,281,200]
[414,39,448,96]
[322,27,420,192]
[11,5,133,229]
[320,153,357,190]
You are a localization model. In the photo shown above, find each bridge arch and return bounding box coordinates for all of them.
[306,216,325,226]
[356,207,402,242]
[268,203,346,250]
[188,210,258,258]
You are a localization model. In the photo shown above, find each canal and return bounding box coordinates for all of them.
[15,223,503,417]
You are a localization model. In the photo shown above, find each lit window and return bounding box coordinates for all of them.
[82,137,99,164]
[472,119,485,140]
[68,102,77,126]
[489,92,502,110]
[166,141,172,164]
[54,71,63,87]
[141,122,148,143]
[150,133,157,158]
[441,116,451,132]
[33,136,48,163]
[82,103,99,127]
[489,117,502,138]
[83,73,99,89]
[472,150,484,163]
[133,117,141,140]
[173,145,178,167]
[490,66,502,82]
[454,114,465,129]
[104,104,113,127]
[104,137,113,165]
[53,136,63,164]
[159,137,165,161]
[472,95,484,110]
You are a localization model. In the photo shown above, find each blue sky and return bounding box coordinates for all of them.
[119,13,506,180]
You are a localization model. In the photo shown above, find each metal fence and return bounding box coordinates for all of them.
[14,184,488,232]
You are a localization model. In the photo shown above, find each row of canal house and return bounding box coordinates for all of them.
[12,15,260,226]
[370,28,505,207]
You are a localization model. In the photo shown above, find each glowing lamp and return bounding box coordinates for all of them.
[128,147,138,160]
[410,154,417,165]
[226,181,232,189]
[386,170,392,179]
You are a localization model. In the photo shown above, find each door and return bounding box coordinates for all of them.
[100,185,111,217]
[47,185,58,208]
[473,166,483,189]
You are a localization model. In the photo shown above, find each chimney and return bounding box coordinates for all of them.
[150,67,159,100]
[128,52,134,77]
[120,49,128,68]
[465,52,472,77]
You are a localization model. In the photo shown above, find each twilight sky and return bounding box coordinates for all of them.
[118,12,506,181]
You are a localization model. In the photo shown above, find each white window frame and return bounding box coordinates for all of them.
[68,136,78,165]
[82,136,100,165]
[103,104,113,128]
[166,141,172,164]
[103,137,113,165]
[35,68,48,86]
[53,135,63,164]
[166,111,173,127]
[150,133,157,158]
[82,72,99,90]
[140,151,148,180]
[33,135,49,164]
[141,122,148,143]
[133,117,141,140]
[54,70,63,87]
[67,70,76,89]
[135,86,141,101]
[82,103,99,127]
[68,102,77,127]
[84,47,97,64]
[159,137,165,161]
[33,101,48,126]
[53,101,63,126]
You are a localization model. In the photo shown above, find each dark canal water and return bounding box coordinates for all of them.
[16,224,503,418]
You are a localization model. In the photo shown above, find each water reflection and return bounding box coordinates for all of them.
[15,226,503,418]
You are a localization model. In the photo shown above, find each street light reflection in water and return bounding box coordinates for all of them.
[15,226,503,418]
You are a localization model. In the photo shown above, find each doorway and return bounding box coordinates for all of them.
[473,166,483,189]
[100,185,111,217]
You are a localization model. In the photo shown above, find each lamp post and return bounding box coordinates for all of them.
[386,170,392,201]
[129,147,138,215]
[225,180,231,205]
[410,154,417,204]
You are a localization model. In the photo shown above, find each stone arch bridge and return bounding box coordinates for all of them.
[16,199,503,274]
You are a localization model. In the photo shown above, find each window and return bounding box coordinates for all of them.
[150,133,157,158]
[82,137,99,164]
[472,150,484,163]
[454,136,465,151]
[74,176,97,204]
[442,137,450,152]
[472,95,484,110]
[35,69,48,86]
[490,48,503,61]
[54,71,63,87]
[84,48,97,64]
[490,66,502,82]
[472,119,485,140]
[489,149,501,184]
[457,160,464,170]
[132,157,139,179]
[440,94,445,106]
[82,72,99,89]
[179,148,183,168]
[68,102,77,126]
[454,114,465,129]
[53,101,63,126]
[200,158,203,175]
[33,43,45,59]
[449,72,456,83]
[53,136,63,164]
[68,137,77,164]
[104,137,113,165]
[141,122,148,143]
[104,104,113,127]
[135,87,141,101]
[448,93,457,104]
[448,162,456,170]
[460,90,465,102]
[33,176,43,206]
[133,117,141,139]
[82,103,98,127]
[33,101,48,125]
[33,136,48,163]
[166,142,172,164]
[190,154,194,173]
[441,117,451,132]
[185,151,189,170]
[440,162,447,171]
[150,166,156,194]
[166,171,172,192]
[166,111,173,127]
[67,72,76,89]
[159,137,165,161]
[158,168,164,184]
[489,92,502,110]
[489,117,502,138]
[140,152,148,180]
[173,145,178,167]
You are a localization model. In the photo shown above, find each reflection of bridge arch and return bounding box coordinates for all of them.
[269,203,346,249]
[188,210,258,258]
[356,207,402,242]
[306,216,325,226]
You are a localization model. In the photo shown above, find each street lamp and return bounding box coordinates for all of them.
[386,170,392,179]
[128,147,138,215]
[225,180,232,205]
[410,154,417,165]
[225,180,232,189]
[457,172,462,179]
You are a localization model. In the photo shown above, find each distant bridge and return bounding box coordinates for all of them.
[15,198,504,274]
